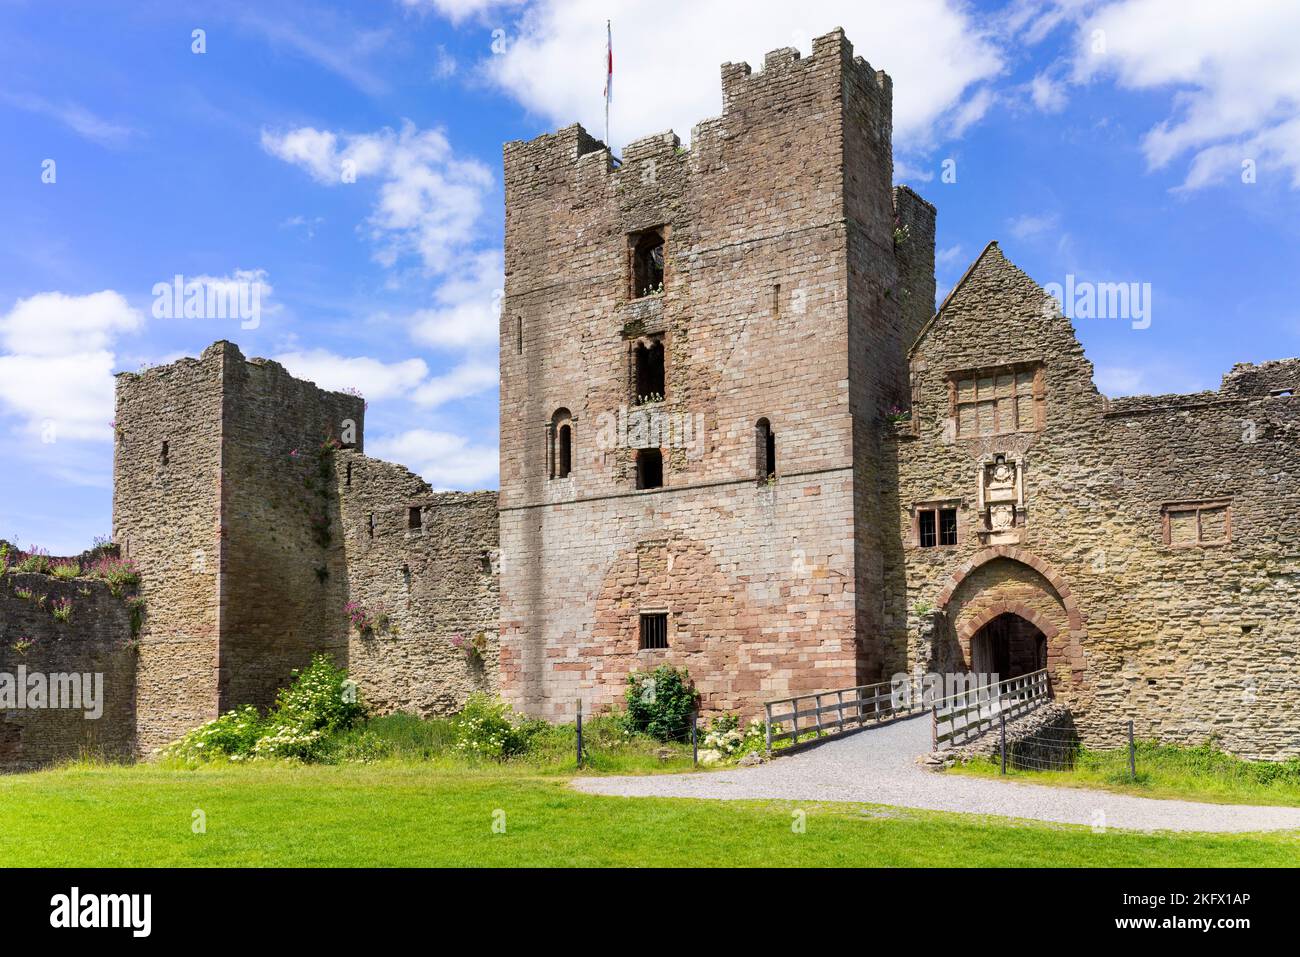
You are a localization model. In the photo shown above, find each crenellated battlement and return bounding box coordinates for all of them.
[504,27,893,195]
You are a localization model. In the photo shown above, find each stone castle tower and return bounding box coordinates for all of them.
[497,28,937,718]
[112,342,364,752]
[1,26,1287,770]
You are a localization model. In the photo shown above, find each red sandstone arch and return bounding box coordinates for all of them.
[935,545,1084,632]
[955,601,1059,646]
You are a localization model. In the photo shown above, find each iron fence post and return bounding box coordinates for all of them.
[764,701,773,756]
[691,709,698,766]
[1128,719,1136,781]
[575,698,583,770]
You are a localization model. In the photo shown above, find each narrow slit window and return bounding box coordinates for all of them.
[639,612,668,650]
[408,506,422,531]
[557,423,572,478]
[345,461,352,486]
[516,316,523,355]
[756,418,775,480]
[549,408,573,480]
[367,513,375,538]
[160,440,169,465]
[636,448,663,489]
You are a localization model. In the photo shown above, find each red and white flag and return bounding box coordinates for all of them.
[603,20,613,105]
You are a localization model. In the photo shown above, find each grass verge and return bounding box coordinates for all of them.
[2,760,1297,867]
[948,740,1300,807]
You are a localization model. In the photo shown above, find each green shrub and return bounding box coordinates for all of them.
[453,693,539,760]
[624,665,697,742]
[163,655,366,763]
[51,562,81,580]
[251,726,331,762]
[166,705,265,760]
[271,653,366,734]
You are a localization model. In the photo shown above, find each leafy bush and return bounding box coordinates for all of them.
[251,726,330,762]
[699,715,772,764]
[166,705,265,760]
[271,654,367,734]
[163,654,366,763]
[624,665,697,742]
[51,562,81,580]
[453,693,540,760]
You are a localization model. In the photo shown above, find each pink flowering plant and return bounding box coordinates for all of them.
[344,600,393,638]
[86,553,141,598]
[450,632,488,665]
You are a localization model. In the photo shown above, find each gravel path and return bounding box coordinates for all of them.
[574,715,1300,833]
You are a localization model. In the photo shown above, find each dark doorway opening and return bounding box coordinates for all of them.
[970,613,1046,683]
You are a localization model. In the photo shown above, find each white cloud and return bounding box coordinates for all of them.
[0,92,134,147]
[1030,71,1068,113]
[0,290,143,442]
[1006,212,1060,240]
[368,428,498,488]
[0,290,142,356]
[483,0,1003,152]
[400,0,527,25]
[409,249,502,349]
[936,244,965,267]
[1072,0,1300,188]
[237,12,391,95]
[1093,365,1144,396]
[262,121,493,273]
[411,359,499,408]
[433,45,459,79]
[273,349,430,401]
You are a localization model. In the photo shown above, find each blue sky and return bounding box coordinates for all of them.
[1,0,1297,553]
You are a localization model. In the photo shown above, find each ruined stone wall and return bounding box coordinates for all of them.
[498,29,906,719]
[892,244,1300,758]
[217,349,362,712]
[337,450,499,716]
[114,343,364,752]
[0,572,136,769]
[113,344,225,754]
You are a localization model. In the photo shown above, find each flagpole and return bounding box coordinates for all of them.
[604,19,611,151]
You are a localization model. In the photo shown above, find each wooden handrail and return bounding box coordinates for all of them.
[763,676,926,753]
[930,669,1050,747]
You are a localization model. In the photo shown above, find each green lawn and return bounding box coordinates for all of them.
[2,761,1297,867]
[949,741,1300,808]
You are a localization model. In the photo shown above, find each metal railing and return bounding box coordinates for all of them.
[931,668,1049,749]
[763,675,926,754]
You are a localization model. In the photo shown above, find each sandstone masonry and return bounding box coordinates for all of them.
[4,27,1296,767]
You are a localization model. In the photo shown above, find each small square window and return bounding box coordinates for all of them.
[639,612,668,650]
[1162,500,1230,547]
[636,449,663,489]
[408,506,422,530]
[916,504,959,548]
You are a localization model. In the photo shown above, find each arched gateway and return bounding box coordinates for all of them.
[935,547,1088,694]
